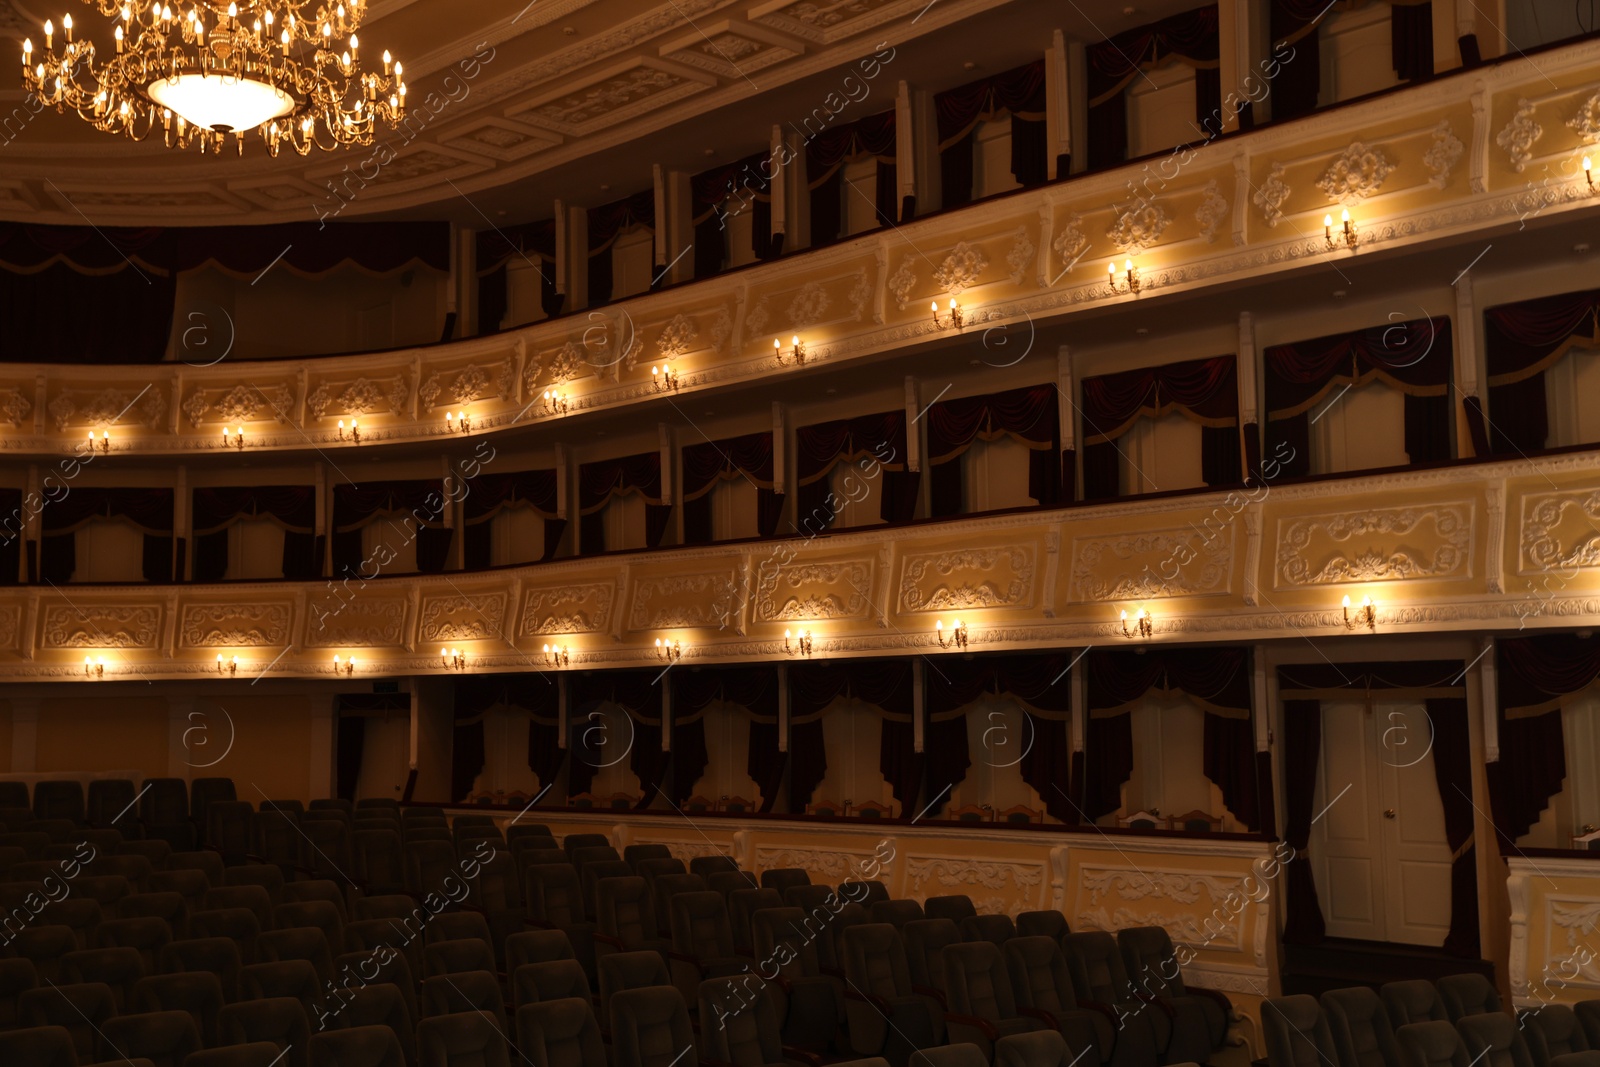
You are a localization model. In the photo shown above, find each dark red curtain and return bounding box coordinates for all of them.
[577,452,670,555]
[935,61,1048,208]
[788,660,914,811]
[462,469,565,569]
[807,110,897,247]
[1087,6,1220,170]
[40,487,174,584]
[568,670,664,804]
[1083,647,1255,825]
[450,680,492,802]
[1081,356,1240,499]
[795,411,914,533]
[1269,0,1329,121]
[1427,697,1480,958]
[191,485,318,582]
[1484,287,1600,455]
[692,151,774,278]
[1488,634,1595,843]
[493,673,563,793]
[1391,2,1434,82]
[587,190,656,307]
[332,479,452,578]
[681,433,784,544]
[927,383,1060,516]
[0,263,178,364]
[476,219,559,333]
[924,652,1075,821]
[1265,317,1453,476]
[0,489,22,585]
[1281,699,1326,944]
[336,711,366,802]
[672,667,780,809]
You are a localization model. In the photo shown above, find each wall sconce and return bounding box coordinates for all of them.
[541,388,569,416]
[651,362,679,392]
[935,618,968,649]
[441,647,467,671]
[445,410,471,433]
[1342,595,1375,632]
[88,430,110,454]
[1324,208,1358,250]
[655,637,683,662]
[221,427,245,450]
[774,335,806,365]
[215,653,238,676]
[332,655,355,676]
[931,298,963,329]
[83,655,105,678]
[1120,608,1152,640]
[784,628,813,657]
[1107,259,1140,295]
[337,418,361,443]
[543,643,569,668]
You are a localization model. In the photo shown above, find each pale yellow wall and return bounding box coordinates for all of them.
[35,697,168,777]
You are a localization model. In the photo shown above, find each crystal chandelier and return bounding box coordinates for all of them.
[21,0,406,155]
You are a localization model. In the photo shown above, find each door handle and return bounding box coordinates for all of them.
[1383,808,1396,819]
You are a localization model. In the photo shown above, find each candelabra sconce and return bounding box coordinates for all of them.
[215,654,238,676]
[655,637,683,662]
[84,656,105,678]
[774,335,807,365]
[1107,259,1141,295]
[541,389,570,416]
[441,647,467,671]
[1342,594,1376,632]
[651,362,680,392]
[1324,209,1358,251]
[784,628,813,657]
[88,430,110,454]
[337,418,361,443]
[931,298,964,329]
[1585,155,1595,193]
[332,655,355,676]
[221,427,244,450]
[935,618,969,649]
[1120,608,1153,640]
[543,643,569,668]
[445,410,471,433]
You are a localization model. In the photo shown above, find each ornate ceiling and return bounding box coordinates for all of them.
[0,0,1195,226]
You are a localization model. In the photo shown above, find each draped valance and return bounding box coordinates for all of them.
[935,61,1046,149]
[1275,659,1467,699]
[1080,356,1240,498]
[578,453,662,514]
[692,150,778,277]
[1490,635,1589,846]
[191,486,316,536]
[587,190,656,258]
[1088,647,1252,716]
[333,479,448,532]
[807,110,898,246]
[463,470,560,524]
[681,433,783,543]
[671,664,805,815]
[1483,286,1600,454]
[41,487,173,535]
[1087,5,1220,168]
[795,411,908,485]
[928,383,1060,516]
[475,219,556,275]
[1498,632,1600,716]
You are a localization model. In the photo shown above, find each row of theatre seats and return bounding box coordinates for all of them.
[0,792,1237,1067]
[1264,977,1600,1067]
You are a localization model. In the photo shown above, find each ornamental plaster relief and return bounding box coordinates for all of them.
[519,582,615,636]
[1274,502,1475,588]
[898,544,1036,613]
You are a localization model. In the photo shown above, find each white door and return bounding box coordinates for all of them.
[1310,701,1454,946]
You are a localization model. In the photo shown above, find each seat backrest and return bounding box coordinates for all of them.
[688,855,739,877]
[760,868,810,894]
[1322,986,1402,1067]
[86,780,137,829]
[18,982,115,1062]
[997,1030,1069,1067]
[1004,936,1079,1017]
[962,913,1017,948]
[33,781,85,823]
[1577,1004,1600,1050]
[1383,981,1449,1027]
[158,938,241,1000]
[751,906,824,981]
[609,986,694,1067]
[1458,1011,1537,1067]
[426,911,493,947]
[909,1044,990,1067]
[903,918,963,991]
[728,887,783,946]
[1398,1021,1471,1067]
[517,997,605,1067]
[308,1025,407,1067]
[505,930,575,972]
[670,890,735,960]
[597,950,671,1022]
[415,1011,512,1067]
[570,845,622,871]
[871,899,925,929]
[1063,931,1131,1004]
[0,1025,81,1067]
[130,971,224,1045]
[598,875,660,945]
[1524,1004,1591,1063]
[925,895,978,924]
[650,873,706,937]
[839,880,889,906]
[423,938,496,979]
[581,860,635,918]
[842,922,913,1000]
[422,969,505,1028]
[944,940,1020,1023]
[1439,974,1502,1022]
[104,1008,205,1067]
[512,960,590,1009]
[635,858,685,887]
[1016,910,1068,941]
[1263,994,1340,1067]
[1118,925,1186,998]
[561,833,609,855]
[699,975,783,1064]
[528,865,584,926]
[189,778,238,823]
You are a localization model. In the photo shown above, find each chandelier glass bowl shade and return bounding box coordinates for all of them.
[20,0,406,155]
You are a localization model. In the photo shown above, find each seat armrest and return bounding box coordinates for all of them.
[1134,992,1178,1018]
[944,1012,1001,1041]
[1079,999,1121,1027]
[781,1047,825,1066]
[1187,985,1236,1016]
[1019,1006,1059,1029]
[668,950,707,975]
[592,932,626,950]
[912,984,947,1010]
[844,987,892,1013]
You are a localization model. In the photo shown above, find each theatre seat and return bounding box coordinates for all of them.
[1458,1011,1538,1067]
[1522,1005,1592,1067]
[1383,982,1449,1028]
[1439,975,1502,1023]
[1398,1021,1471,1067]
[1263,995,1339,1067]
[1323,986,1403,1067]
[517,997,605,1067]
[939,940,1051,1061]
[841,922,943,1064]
